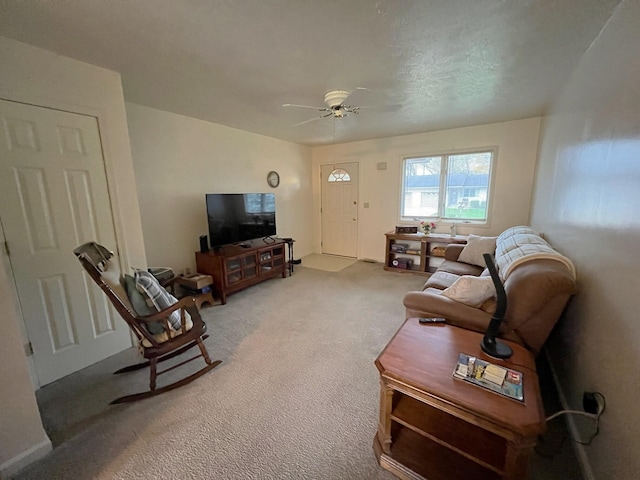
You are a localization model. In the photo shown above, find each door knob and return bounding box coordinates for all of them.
[352,217,357,221]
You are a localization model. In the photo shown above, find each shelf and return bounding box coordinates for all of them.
[391,394,505,473]
[386,424,501,480]
[384,231,467,275]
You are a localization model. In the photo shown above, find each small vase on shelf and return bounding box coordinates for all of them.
[420,221,437,236]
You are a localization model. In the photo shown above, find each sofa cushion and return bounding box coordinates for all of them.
[444,244,465,261]
[458,234,497,267]
[441,275,496,308]
[424,271,460,290]
[437,259,484,277]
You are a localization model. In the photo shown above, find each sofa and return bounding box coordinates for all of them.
[403,226,577,355]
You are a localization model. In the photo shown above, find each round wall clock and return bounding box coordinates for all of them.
[267,170,280,188]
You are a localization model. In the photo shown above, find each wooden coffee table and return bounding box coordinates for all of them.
[373,319,546,480]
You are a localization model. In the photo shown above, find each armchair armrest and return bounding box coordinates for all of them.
[403,288,492,334]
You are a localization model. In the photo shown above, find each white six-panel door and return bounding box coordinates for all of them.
[320,162,358,257]
[0,99,131,385]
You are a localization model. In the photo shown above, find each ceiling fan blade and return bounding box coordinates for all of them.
[349,104,403,113]
[339,87,371,106]
[291,114,330,127]
[283,103,329,111]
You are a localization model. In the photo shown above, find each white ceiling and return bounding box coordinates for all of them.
[0,0,620,146]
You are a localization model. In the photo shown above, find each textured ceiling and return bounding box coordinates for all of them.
[0,0,620,146]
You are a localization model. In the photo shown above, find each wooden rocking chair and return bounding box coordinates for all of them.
[74,242,221,404]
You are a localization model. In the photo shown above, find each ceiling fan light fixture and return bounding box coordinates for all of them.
[323,89,350,108]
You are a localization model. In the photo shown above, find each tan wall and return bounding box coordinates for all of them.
[125,103,314,272]
[0,37,146,474]
[530,1,640,478]
[311,117,541,261]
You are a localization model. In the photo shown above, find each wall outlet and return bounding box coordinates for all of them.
[583,391,605,415]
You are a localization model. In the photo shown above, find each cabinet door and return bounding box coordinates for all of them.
[225,253,257,285]
[242,254,257,279]
[259,246,284,273]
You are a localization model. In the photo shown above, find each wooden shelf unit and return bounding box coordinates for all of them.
[373,320,545,480]
[195,238,286,304]
[384,231,467,275]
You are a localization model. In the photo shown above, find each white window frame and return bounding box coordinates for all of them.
[399,147,496,225]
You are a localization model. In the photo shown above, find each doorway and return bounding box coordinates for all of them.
[320,162,358,258]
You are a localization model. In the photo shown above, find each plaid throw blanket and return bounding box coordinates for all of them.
[495,226,576,280]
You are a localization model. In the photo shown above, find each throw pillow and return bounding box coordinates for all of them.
[134,269,186,331]
[458,234,497,267]
[124,274,164,335]
[441,275,496,308]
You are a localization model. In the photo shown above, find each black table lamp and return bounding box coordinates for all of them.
[480,253,513,359]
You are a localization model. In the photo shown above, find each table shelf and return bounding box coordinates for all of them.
[378,425,501,480]
[391,393,506,472]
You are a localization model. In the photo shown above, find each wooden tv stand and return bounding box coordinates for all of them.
[195,238,286,304]
[374,320,545,480]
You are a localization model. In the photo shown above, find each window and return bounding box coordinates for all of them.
[327,168,351,182]
[401,150,493,222]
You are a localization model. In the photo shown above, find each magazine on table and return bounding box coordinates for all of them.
[453,352,524,402]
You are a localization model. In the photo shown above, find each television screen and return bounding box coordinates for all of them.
[206,193,276,247]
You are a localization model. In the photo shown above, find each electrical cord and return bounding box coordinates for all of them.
[545,409,598,422]
[543,392,606,447]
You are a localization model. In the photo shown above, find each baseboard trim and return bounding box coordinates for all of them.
[0,438,52,479]
[544,349,595,480]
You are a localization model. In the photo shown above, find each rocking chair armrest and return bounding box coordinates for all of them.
[133,296,199,346]
[135,296,197,323]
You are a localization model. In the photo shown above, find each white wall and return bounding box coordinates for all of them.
[0,37,146,475]
[0,240,50,476]
[530,1,640,478]
[311,117,541,261]
[125,103,314,273]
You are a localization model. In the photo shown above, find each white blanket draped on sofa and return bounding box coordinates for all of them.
[495,226,576,281]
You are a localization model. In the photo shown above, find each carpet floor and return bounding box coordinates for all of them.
[11,261,581,479]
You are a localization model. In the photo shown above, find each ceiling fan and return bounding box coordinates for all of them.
[283,88,370,127]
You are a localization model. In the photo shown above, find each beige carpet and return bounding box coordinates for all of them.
[13,261,423,480]
[11,262,581,480]
[300,253,357,272]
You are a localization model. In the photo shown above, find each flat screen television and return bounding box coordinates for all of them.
[206,193,276,248]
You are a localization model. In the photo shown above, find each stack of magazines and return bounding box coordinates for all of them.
[453,353,524,402]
